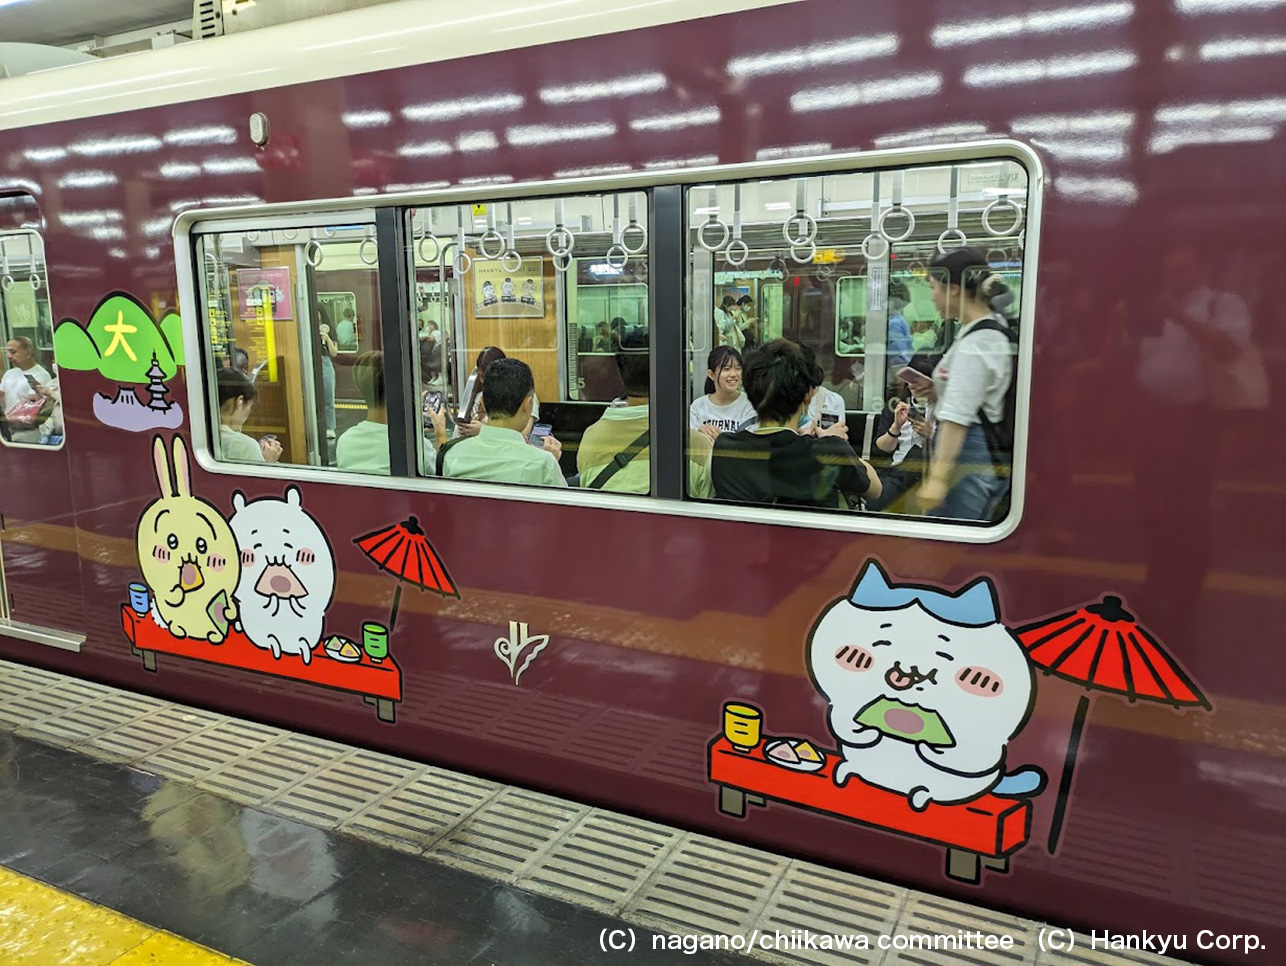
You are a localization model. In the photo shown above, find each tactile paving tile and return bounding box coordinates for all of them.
[1037,941,1196,965]
[0,663,65,699]
[749,861,906,966]
[342,765,501,853]
[72,705,224,763]
[428,786,587,881]
[624,834,789,937]
[0,677,107,729]
[885,891,1037,966]
[16,689,166,747]
[517,808,682,913]
[196,733,351,806]
[137,718,286,782]
[265,748,425,828]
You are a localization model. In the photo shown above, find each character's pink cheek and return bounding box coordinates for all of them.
[956,666,1004,697]
[240,550,255,566]
[296,548,315,565]
[152,546,170,562]
[834,645,875,672]
[206,555,226,572]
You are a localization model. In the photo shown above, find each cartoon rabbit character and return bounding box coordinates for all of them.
[137,435,239,643]
[807,560,1045,811]
[228,486,335,664]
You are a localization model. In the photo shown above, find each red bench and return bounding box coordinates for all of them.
[120,605,402,722]
[708,734,1031,883]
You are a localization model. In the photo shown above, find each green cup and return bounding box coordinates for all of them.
[362,622,389,663]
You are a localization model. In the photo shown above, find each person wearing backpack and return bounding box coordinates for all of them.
[916,248,1017,522]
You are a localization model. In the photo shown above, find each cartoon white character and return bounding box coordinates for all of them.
[228,486,335,664]
[807,560,1045,811]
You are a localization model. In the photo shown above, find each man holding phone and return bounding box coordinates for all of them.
[2,337,52,443]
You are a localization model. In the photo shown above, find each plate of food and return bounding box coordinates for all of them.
[323,635,362,663]
[763,737,826,772]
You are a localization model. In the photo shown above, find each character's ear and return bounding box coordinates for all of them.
[231,491,246,512]
[171,435,192,498]
[285,486,301,507]
[152,435,173,496]
[848,558,892,605]
[953,575,1000,625]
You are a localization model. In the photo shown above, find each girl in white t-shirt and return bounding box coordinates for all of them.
[217,368,282,464]
[690,346,756,443]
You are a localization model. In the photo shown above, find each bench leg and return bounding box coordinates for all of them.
[363,696,377,705]
[142,651,157,673]
[376,698,396,724]
[946,848,981,884]
[747,793,767,807]
[982,854,1010,873]
[719,786,747,818]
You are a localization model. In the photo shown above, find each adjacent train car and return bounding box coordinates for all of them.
[1,1,1282,961]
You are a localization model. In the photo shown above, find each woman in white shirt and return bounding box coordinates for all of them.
[690,346,756,443]
[915,248,1014,521]
[217,368,282,464]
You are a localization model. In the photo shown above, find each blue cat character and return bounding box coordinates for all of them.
[806,560,1046,812]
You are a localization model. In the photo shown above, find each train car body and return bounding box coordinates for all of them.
[0,1,1282,961]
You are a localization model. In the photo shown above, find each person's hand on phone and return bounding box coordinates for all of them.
[891,401,909,432]
[910,413,932,439]
[818,420,848,439]
[455,419,482,438]
[259,437,283,462]
[698,423,721,444]
[541,435,563,460]
[426,400,447,445]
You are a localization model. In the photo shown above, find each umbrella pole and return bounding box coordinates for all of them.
[1047,693,1092,855]
[387,584,403,633]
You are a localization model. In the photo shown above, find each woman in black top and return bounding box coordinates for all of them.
[711,339,880,509]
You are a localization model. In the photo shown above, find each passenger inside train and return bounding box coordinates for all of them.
[710,339,881,509]
[1,336,53,445]
[337,350,448,476]
[689,346,756,441]
[215,367,282,464]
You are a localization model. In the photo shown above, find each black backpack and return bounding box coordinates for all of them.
[958,318,1018,472]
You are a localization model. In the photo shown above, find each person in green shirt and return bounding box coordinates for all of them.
[577,331,713,496]
[440,358,566,487]
[336,351,447,475]
[217,368,281,464]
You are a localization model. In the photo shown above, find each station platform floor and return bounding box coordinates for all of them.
[0,658,1193,966]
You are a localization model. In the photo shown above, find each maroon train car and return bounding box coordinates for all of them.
[1,1,1283,962]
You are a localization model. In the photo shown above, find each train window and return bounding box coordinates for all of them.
[196,222,391,475]
[685,159,1029,525]
[0,231,63,450]
[407,191,654,493]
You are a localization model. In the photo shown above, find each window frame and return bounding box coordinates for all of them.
[176,139,1043,544]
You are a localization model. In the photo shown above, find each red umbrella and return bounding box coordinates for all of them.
[1017,595,1211,854]
[354,515,459,631]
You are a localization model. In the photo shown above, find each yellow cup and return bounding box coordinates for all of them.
[723,702,762,751]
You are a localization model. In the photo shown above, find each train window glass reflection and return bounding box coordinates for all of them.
[196,224,387,475]
[407,192,652,494]
[0,231,63,450]
[685,158,1028,525]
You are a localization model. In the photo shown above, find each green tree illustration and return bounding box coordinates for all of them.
[84,295,177,383]
[160,312,186,368]
[52,320,100,371]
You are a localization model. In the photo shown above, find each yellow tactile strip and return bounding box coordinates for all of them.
[0,866,247,965]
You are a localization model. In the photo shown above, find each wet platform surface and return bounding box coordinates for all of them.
[0,659,1196,966]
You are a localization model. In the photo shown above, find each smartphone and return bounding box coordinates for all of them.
[818,412,839,430]
[458,372,479,422]
[896,366,934,393]
[529,423,553,448]
[24,374,39,389]
[908,404,926,420]
[423,391,442,415]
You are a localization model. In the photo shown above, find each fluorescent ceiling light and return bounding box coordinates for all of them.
[164,126,238,146]
[58,211,122,227]
[402,93,523,122]
[964,49,1135,87]
[1012,110,1135,133]
[203,158,260,175]
[630,107,721,132]
[791,73,942,112]
[384,181,451,192]
[1149,125,1277,153]
[456,131,499,152]
[755,143,831,160]
[554,163,632,178]
[58,171,117,189]
[1037,139,1129,162]
[24,147,67,163]
[459,174,516,185]
[1154,96,1286,125]
[343,110,392,128]
[874,123,989,146]
[1175,0,1286,12]
[932,3,1134,47]
[160,161,201,179]
[1056,175,1138,203]
[642,155,718,169]
[398,140,453,158]
[506,122,617,146]
[70,135,162,156]
[539,72,665,104]
[728,34,899,77]
[1200,36,1286,60]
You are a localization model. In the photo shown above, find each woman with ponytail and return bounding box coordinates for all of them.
[916,247,1015,521]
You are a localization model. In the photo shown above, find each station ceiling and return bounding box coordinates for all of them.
[0,0,192,47]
